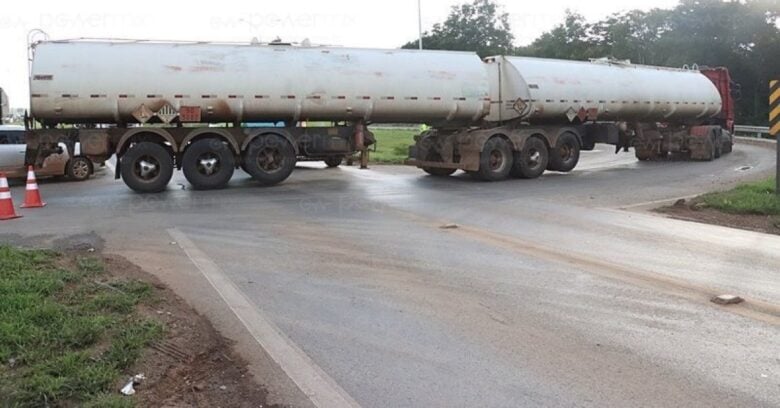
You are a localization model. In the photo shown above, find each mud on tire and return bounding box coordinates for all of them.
[511,136,548,179]
[477,137,513,181]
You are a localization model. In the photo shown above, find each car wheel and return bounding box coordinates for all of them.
[66,156,93,181]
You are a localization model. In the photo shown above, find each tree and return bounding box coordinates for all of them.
[401,0,514,58]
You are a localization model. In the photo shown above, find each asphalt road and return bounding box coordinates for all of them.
[1,143,779,407]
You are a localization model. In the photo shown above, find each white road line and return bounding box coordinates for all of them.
[168,228,361,408]
[617,194,701,210]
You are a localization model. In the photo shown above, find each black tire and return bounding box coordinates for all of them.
[120,142,174,193]
[182,139,235,190]
[476,137,513,181]
[243,134,296,186]
[421,150,456,177]
[511,137,549,179]
[422,167,456,177]
[547,132,580,172]
[713,133,722,159]
[324,156,343,168]
[66,156,93,181]
[635,147,654,161]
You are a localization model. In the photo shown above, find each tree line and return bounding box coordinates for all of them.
[402,0,780,125]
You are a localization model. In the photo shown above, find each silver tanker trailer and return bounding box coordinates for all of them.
[22,37,735,192]
[409,56,734,179]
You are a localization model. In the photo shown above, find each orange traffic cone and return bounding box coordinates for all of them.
[21,166,46,208]
[0,172,22,220]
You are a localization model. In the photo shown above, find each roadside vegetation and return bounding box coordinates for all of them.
[369,128,418,164]
[701,178,780,216]
[0,246,162,407]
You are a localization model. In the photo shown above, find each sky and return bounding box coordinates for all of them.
[0,0,681,109]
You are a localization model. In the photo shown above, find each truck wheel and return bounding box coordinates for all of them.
[182,139,235,190]
[423,167,456,177]
[477,137,513,181]
[120,142,174,193]
[547,132,580,172]
[243,134,296,186]
[714,133,723,159]
[324,156,343,168]
[722,140,733,154]
[635,147,653,161]
[511,137,548,179]
[66,156,93,181]
[422,151,456,177]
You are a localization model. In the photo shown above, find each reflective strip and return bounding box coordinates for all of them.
[0,179,8,188]
[771,105,780,123]
[26,183,39,191]
[770,88,780,106]
[771,123,780,137]
[0,191,11,199]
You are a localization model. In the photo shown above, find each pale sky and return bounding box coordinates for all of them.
[0,0,681,109]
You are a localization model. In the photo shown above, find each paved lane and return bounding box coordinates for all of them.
[1,144,778,407]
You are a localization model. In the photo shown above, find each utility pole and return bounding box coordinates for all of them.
[772,80,779,194]
[418,0,423,50]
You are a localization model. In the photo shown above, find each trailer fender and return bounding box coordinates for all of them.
[181,128,240,155]
[116,128,177,156]
[241,129,299,155]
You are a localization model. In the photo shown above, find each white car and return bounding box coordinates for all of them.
[0,125,93,180]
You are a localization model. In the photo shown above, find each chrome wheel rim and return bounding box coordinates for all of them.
[197,153,220,176]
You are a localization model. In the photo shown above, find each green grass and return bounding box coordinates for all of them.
[0,247,163,407]
[701,178,780,215]
[369,128,419,164]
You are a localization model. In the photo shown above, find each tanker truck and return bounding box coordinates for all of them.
[22,37,734,192]
[409,56,734,180]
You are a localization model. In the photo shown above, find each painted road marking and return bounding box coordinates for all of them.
[168,228,361,408]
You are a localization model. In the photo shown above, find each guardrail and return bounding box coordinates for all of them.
[734,125,771,138]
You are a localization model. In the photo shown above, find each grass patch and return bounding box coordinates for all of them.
[701,178,780,215]
[0,246,162,407]
[369,128,419,164]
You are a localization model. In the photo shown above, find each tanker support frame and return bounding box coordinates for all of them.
[407,121,734,181]
[23,123,374,193]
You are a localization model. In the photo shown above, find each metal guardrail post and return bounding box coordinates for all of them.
[771,80,779,195]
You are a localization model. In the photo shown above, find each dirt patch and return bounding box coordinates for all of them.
[657,199,780,235]
[99,254,284,408]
